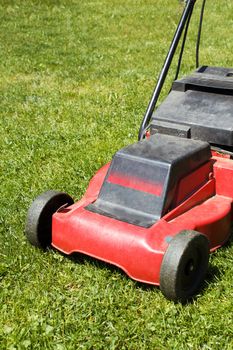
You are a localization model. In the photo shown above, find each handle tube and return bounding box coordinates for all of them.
[138,0,197,140]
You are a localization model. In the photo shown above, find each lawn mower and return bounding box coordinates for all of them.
[25,0,233,302]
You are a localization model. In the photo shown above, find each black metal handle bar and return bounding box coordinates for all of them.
[138,0,197,140]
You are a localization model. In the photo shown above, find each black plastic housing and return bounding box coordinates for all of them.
[150,66,233,148]
[87,134,211,227]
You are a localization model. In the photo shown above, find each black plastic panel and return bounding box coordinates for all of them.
[151,66,233,147]
[87,134,211,227]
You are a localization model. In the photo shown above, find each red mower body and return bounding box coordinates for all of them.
[51,141,233,286]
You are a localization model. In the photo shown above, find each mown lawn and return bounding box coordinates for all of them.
[1,0,233,349]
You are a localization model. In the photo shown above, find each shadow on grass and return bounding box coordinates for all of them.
[50,227,233,304]
[67,251,129,278]
[58,249,224,305]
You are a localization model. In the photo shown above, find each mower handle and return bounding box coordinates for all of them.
[138,0,197,140]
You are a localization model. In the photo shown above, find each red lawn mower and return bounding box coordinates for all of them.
[25,0,233,302]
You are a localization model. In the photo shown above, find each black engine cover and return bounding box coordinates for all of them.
[151,66,233,149]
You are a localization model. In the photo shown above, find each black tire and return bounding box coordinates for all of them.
[25,190,74,248]
[160,230,209,303]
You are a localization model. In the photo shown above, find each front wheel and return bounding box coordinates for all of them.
[25,190,74,248]
[159,230,209,303]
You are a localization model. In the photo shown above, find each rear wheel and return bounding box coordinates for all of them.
[160,230,209,303]
[25,190,74,248]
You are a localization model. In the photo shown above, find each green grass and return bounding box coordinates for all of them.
[1,0,233,349]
